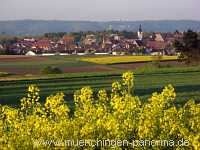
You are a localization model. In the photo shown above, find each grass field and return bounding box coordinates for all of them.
[0,66,200,106]
[0,55,199,106]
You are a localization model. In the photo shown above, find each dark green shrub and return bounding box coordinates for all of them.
[41,66,63,74]
[0,72,10,77]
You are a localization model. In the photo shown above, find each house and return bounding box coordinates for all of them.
[154,33,164,42]
[150,52,163,56]
[163,33,175,45]
[25,51,37,56]
[102,35,112,48]
[112,51,119,55]
[83,34,97,45]
[174,31,184,40]
[0,44,4,49]
[60,35,75,50]
[35,39,51,50]
[62,35,74,44]
[146,41,167,51]
[112,34,121,41]
[123,39,139,48]
[135,39,144,47]
[112,43,122,50]
[23,38,36,42]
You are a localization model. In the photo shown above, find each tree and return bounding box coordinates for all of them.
[174,30,200,63]
[0,49,6,55]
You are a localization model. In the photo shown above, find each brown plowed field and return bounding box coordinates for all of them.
[0,55,47,62]
[0,68,40,75]
[0,55,181,75]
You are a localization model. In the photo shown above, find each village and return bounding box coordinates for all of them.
[0,25,183,56]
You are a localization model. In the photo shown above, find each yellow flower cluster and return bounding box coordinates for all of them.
[122,71,134,95]
[112,81,122,94]
[122,71,134,86]
[20,84,40,114]
[45,92,70,119]
[0,72,199,150]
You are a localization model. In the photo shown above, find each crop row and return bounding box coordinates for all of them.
[1,71,200,106]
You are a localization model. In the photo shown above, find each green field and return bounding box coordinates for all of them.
[0,66,200,106]
[0,55,98,75]
[0,55,199,106]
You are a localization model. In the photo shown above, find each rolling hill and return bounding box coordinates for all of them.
[0,20,200,35]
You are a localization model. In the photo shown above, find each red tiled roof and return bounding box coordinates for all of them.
[147,41,167,50]
[36,39,51,48]
[62,35,74,44]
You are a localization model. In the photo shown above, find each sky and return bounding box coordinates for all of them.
[0,0,199,21]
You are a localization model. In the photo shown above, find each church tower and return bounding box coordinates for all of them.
[137,24,143,40]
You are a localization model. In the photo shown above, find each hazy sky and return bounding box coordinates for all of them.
[0,0,199,21]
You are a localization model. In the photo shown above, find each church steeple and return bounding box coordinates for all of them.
[138,24,143,40]
[139,24,142,32]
